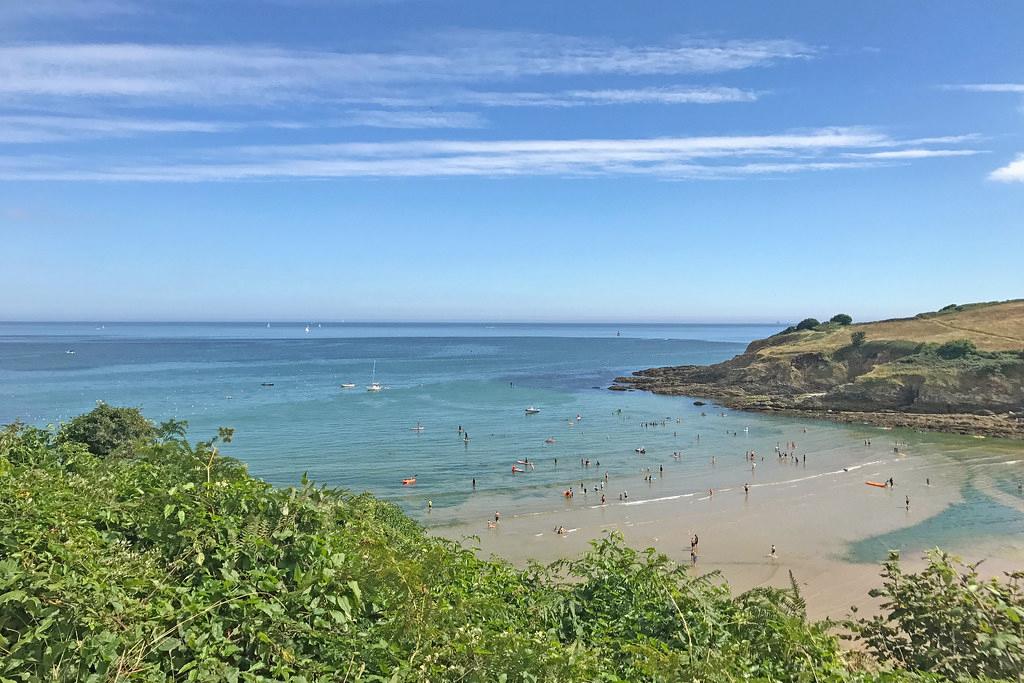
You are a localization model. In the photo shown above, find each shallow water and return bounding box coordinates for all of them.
[2,321,1022,569]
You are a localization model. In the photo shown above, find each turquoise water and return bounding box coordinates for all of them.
[0,321,772,493]
[3,321,1022,563]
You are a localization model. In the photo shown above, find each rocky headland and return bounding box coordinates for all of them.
[612,300,1024,438]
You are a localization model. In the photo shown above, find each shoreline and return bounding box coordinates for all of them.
[609,376,1024,439]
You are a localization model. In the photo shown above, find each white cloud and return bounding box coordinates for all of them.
[989,155,1024,182]
[0,127,978,182]
[453,86,760,107]
[0,114,234,143]
[843,149,984,160]
[0,36,812,104]
[943,83,1024,94]
[339,110,486,129]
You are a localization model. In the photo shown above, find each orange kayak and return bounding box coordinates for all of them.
[402,478,416,486]
[865,481,887,488]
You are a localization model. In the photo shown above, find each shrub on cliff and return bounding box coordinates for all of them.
[851,331,867,347]
[796,317,821,331]
[56,402,154,457]
[830,313,854,325]
[936,338,977,359]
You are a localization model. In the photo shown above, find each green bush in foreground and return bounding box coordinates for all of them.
[2,412,1022,681]
[56,403,155,457]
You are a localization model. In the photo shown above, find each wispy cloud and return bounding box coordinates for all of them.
[0,127,978,182]
[0,36,811,104]
[843,149,984,160]
[338,110,486,129]
[989,155,1024,182]
[0,114,234,143]
[942,83,1024,94]
[451,86,760,107]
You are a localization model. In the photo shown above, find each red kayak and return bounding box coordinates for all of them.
[865,481,888,488]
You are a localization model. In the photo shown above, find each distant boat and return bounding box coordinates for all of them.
[411,422,425,432]
[402,477,416,486]
[261,382,274,387]
[367,361,383,392]
[525,406,540,415]
[266,322,271,328]
[304,325,310,334]
[544,437,556,444]
[65,349,75,355]
[340,383,356,389]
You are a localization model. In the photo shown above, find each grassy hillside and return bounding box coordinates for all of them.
[3,407,1023,681]
[759,300,1024,356]
[615,300,1024,436]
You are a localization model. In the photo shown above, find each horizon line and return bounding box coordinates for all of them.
[0,319,790,326]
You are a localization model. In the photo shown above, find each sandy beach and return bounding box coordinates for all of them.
[434,422,1024,620]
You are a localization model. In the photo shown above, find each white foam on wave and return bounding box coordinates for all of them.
[621,491,697,507]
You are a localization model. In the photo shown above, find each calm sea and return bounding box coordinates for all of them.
[2,321,1022,562]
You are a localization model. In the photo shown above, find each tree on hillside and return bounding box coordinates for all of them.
[57,403,155,457]
[795,318,820,331]
[851,331,866,347]
[830,313,853,325]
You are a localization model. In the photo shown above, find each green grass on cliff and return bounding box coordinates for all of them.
[765,299,1024,356]
[2,408,1022,682]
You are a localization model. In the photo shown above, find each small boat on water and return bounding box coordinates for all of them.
[865,481,888,488]
[340,383,356,389]
[544,437,556,444]
[511,466,526,474]
[65,349,76,354]
[525,406,540,415]
[304,325,310,334]
[635,447,646,454]
[402,477,416,486]
[411,422,425,432]
[367,361,383,392]
[260,382,274,387]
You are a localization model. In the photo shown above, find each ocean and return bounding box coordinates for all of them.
[2,321,1022,566]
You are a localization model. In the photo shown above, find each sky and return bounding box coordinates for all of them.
[0,0,1021,323]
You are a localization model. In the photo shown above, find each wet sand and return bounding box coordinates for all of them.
[433,425,1024,620]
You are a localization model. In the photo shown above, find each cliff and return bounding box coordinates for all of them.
[612,300,1024,437]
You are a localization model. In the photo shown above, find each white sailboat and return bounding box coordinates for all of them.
[367,361,383,392]
[525,406,540,414]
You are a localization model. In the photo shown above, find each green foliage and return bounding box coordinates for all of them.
[1,412,1018,682]
[831,314,854,325]
[56,403,155,457]
[935,338,978,360]
[939,304,960,312]
[851,331,867,347]
[850,550,1024,680]
[796,318,821,331]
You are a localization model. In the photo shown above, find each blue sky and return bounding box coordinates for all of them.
[0,0,1021,322]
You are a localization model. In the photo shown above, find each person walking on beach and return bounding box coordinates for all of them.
[494,511,500,523]
[905,495,910,510]
[690,534,698,552]
[770,544,777,558]
[744,483,749,496]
